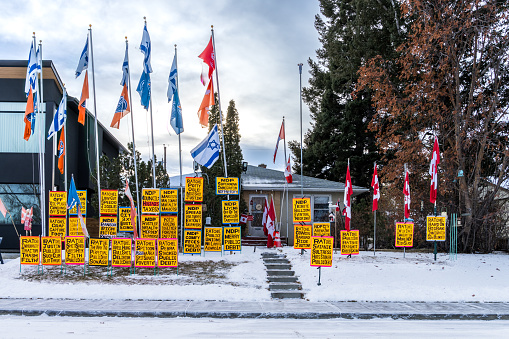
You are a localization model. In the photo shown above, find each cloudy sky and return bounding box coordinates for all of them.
[1,0,321,176]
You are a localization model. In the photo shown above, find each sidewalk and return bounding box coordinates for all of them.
[1,298,508,320]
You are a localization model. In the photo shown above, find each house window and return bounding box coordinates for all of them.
[313,195,330,222]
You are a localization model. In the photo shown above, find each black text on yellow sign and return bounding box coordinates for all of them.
[185,177,204,202]
[340,230,360,255]
[184,230,202,254]
[426,216,447,241]
[310,236,334,267]
[160,189,178,213]
[100,190,118,215]
[118,207,136,232]
[224,227,241,251]
[49,217,66,239]
[89,238,109,266]
[395,223,414,247]
[204,227,222,252]
[68,217,85,236]
[41,237,62,265]
[111,238,132,267]
[216,177,239,195]
[293,198,311,223]
[141,214,160,239]
[294,224,312,249]
[313,223,331,237]
[135,238,156,267]
[69,190,87,215]
[185,204,203,229]
[65,236,86,265]
[49,191,67,216]
[99,216,118,239]
[222,200,239,224]
[157,238,178,267]
[161,215,178,239]
[142,188,160,214]
[20,236,40,265]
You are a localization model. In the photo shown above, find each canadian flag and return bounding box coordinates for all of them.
[262,199,268,236]
[429,136,440,204]
[266,197,277,247]
[344,162,353,231]
[284,155,293,183]
[404,168,411,219]
[240,214,248,224]
[371,163,380,211]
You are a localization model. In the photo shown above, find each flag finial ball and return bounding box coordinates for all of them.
[125,36,128,40]
[89,24,92,28]
[211,25,213,29]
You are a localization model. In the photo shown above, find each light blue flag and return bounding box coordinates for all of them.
[167,53,177,102]
[191,124,220,168]
[136,70,151,110]
[139,23,152,74]
[170,90,184,135]
[47,90,67,139]
[67,177,82,210]
[75,37,89,78]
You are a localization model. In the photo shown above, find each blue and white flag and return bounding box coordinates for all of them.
[167,53,177,102]
[140,23,152,74]
[75,37,89,78]
[47,90,67,139]
[120,44,129,86]
[191,124,220,168]
[25,41,38,96]
[136,70,151,110]
[170,90,184,135]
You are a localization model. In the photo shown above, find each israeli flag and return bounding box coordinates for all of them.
[191,124,220,168]
[136,70,151,110]
[140,23,152,73]
[167,53,177,102]
[75,37,89,78]
[47,90,67,139]
[25,41,38,96]
[170,90,184,135]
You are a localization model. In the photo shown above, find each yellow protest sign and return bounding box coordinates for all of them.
[141,214,159,238]
[185,204,202,229]
[111,238,132,267]
[395,223,414,247]
[293,198,311,223]
[294,224,312,249]
[41,237,62,265]
[142,188,160,213]
[427,216,446,241]
[222,200,239,224]
[65,236,86,265]
[185,177,203,202]
[20,236,40,265]
[49,191,67,216]
[100,190,118,215]
[204,227,222,252]
[161,215,178,239]
[118,207,136,232]
[224,227,241,251]
[157,238,178,267]
[89,238,109,266]
[340,230,359,255]
[313,223,331,237]
[68,217,85,236]
[160,189,178,213]
[216,177,239,195]
[184,230,202,254]
[99,216,118,239]
[69,190,87,215]
[310,236,334,267]
[135,238,156,267]
[49,217,66,239]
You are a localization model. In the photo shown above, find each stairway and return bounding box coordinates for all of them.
[242,236,287,247]
[262,252,303,299]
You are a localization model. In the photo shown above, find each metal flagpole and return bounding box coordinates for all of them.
[144,18,157,189]
[283,116,289,245]
[373,162,376,256]
[298,64,303,197]
[125,37,142,235]
[36,34,46,237]
[64,87,68,193]
[175,44,184,250]
[88,25,101,212]
[211,26,228,178]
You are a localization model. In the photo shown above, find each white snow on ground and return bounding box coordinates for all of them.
[1,247,508,302]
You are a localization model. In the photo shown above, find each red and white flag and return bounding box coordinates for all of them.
[240,214,248,224]
[197,79,214,127]
[429,136,440,204]
[21,206,27,224]
[266,197,277,248]
[273,121,285,163]
[0,198,7,218]
[284,155,293,183]
[24,207,33,231]
[198,36,216,85]
[404,168,411,219]
[124,179,138,239]
[371,163,380,211]
[262,199,268,235]
[344,162,353,231]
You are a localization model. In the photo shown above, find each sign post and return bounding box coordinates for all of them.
[310,236,334,286]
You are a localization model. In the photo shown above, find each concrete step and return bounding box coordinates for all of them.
[263,258,290,264]
[271,290,304,299]
[265,263,292,270]
[269,282,301,291]
[261,253,285,258]
[266,270,295,276]
[267,276,299,283]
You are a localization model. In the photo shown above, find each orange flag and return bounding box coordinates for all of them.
[24,87,35,141]
[58,126,65,174]
[78,71,89,125]
[110,83,130,129]
[197,78,214,127]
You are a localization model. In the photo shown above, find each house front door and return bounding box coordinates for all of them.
[248,195,267,237]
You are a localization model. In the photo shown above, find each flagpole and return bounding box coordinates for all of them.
[36,34,46,237]
[125,37,141,235]
[211,26,228,178]
[298,64,303,197]
[373,162,376,256]
[89,25,102,213]
[175,44,184,250]
[63,87,68,193]
[283,116,289,245]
